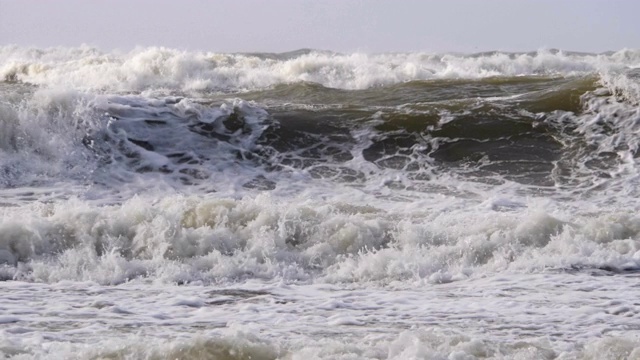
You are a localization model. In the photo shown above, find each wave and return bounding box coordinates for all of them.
[2,46,639,93]
[1,194,639,285]
[0,73,639,202]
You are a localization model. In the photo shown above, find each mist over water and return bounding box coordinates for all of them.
[2,46,640,358]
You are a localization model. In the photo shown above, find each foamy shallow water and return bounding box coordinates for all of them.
[1,192,640,359]
[2,273,640,359]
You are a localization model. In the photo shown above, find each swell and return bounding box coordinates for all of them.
[0,72,635,197]
[240,75,595,111]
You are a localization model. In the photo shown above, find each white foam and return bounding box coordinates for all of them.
[0,87,100,190]
[0,191,638,285]
[1,276,639,359]
[2,46,640,92]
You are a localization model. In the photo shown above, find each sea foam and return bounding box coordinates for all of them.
[2,46,639,93]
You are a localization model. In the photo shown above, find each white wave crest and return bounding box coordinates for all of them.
[2,46,640,92]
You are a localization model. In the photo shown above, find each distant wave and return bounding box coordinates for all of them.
[2,46,639,93]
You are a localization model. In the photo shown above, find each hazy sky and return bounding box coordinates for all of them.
[1,0,638,53]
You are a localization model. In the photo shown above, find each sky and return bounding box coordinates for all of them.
[0,0,638,54]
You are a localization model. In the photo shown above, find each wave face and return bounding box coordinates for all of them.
[2,46,640,358]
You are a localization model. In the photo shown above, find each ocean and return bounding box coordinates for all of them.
[1,46,640,359]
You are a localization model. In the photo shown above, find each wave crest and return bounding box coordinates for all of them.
[2,46,639,92]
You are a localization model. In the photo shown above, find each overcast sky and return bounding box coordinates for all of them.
[1,0,638,53]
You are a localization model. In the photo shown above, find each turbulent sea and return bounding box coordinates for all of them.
[2,46,640,359]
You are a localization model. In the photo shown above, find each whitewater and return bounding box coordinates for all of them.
[1,46,640,359]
